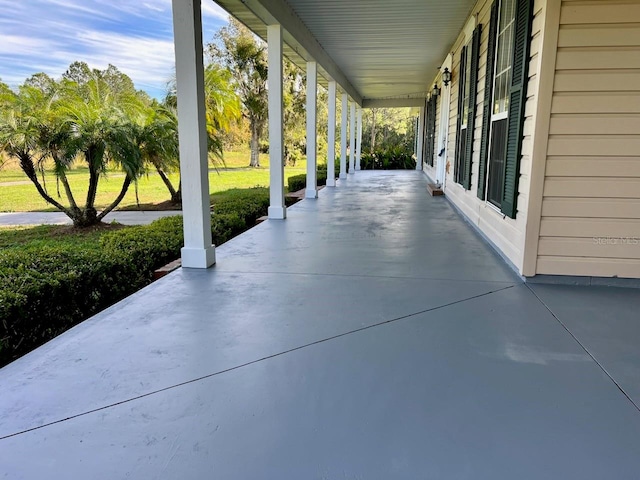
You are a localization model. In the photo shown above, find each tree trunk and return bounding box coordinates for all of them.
[85,148,100,221]
[18,152,73,218]
[249,119,260,167]
[370,108,377,153]
[175,179,182,204]
[97,176,132,222]
[58,169,82,219]
[156,166,179,203]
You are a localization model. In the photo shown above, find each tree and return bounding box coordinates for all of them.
[0,65,146,227]
[160,64,241,203]
[282,61,306,166]
[0,84,64,211]
[135,102,181,203]
[208,18,267,167]
[0,80,15,170]
[369,108,378,152]
[361,107,415,154]
[57,68,145,225]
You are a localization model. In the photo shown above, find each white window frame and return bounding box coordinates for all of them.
[484,0,517,209]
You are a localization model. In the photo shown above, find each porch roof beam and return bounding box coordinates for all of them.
[362,97,428,108]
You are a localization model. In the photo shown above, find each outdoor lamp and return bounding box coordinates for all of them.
[442,67,452,86]
[432,84,441,98]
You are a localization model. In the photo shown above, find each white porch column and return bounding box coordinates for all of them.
[171,0,214,268]
[340,93,348,179]
[416,102,425,171]
[356,106,363,170]
[267,24,286,219]
[305,61,318,199]
[326,81,337,187]
[349,102,356,174]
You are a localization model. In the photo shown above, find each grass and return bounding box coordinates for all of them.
[0,150,308,212]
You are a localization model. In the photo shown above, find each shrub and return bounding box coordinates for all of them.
[287,174,306,192]
[360,147,416,170]
[332,153,414,172]
[287,163,334,192]
[211,213,247,245]
[212,187,269,225]
[0,187,271,367]
[0,246,141,366]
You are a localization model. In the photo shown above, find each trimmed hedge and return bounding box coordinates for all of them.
[0,188,270,367]
[211,187,270,225]
[287,163,338,192]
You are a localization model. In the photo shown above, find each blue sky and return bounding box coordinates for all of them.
[0,0,229,98]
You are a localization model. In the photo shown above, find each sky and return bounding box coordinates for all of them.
[0,0,229,98]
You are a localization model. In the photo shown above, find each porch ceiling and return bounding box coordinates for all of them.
[212,0,476,105]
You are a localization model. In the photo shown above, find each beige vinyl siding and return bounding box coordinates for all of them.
[437,0,546,271]
[537,0,640,278]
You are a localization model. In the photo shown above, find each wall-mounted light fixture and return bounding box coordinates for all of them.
[442,67,452,87]
[432,84,441,98]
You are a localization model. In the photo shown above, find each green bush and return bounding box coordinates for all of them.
[211,213,247,245]
[0,247,140,366]
[287,163,335,192]
[0,187,271,367]
[212,187,269,225]
[287,174,306,192]
[360,147,416,170]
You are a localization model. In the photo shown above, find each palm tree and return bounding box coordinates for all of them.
[136,102,181,203]
[156,64,240,204]
[203,65,241,135]
[0,67,146,227]
[56,72,144,225]
[0,83,75,215]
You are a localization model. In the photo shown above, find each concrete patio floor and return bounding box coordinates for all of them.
[1,171,639,479]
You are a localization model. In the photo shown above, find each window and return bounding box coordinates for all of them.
[477,0,533,218]
[455,41,471,185]
[493,0,516,117]
[454,24,481,190]
[424,95,437,167]
[486,0,516,208]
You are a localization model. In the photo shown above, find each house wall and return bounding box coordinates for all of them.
[425,0,548,273]
[534,0,640,279]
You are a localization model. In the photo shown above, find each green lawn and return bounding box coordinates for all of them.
[0,151,308,212]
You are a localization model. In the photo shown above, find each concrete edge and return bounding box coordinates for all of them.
[525,274,640,290]
[441,193,524,282]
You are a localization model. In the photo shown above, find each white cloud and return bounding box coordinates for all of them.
[0,0,228,97]
[45,0,119,20]
[202,1,229,20]
[72,30,176,87]
[143,2,166,13]
[0,35,58,56]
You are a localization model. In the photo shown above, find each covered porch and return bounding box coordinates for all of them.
[1,171,639,478]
